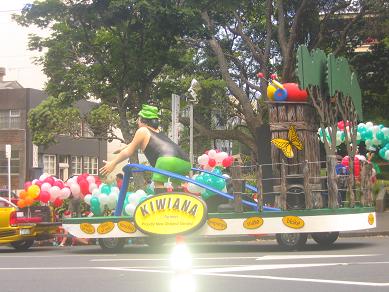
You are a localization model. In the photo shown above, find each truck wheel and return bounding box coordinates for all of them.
[98,238,127,252]
[276,233,308,250]
[311,232,339,246]
[11,239,34,251]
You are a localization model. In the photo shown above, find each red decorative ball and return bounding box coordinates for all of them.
[283,83,308,102]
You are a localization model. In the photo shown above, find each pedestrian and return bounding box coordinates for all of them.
[116,173,124,189]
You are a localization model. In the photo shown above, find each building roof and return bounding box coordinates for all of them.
[0,81,23,89]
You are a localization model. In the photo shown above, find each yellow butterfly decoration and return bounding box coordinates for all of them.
[271,125,304,158]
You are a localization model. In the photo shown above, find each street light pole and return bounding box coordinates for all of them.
[187,79,200,166]
[189,102,194,166]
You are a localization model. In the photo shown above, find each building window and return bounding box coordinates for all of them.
[43,154,56,176]
[0,110,22,129]
[83,156,98,175]
[0,150,20,175]
[71,156,82,175]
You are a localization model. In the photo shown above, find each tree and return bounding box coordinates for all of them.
[183,0,387,159]
[14,0,199,184]
[351,42,389,125]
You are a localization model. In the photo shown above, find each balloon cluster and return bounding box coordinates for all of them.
[18,174,71,208]
[257,73,308,102]
[83,184,119,216]
[122,190,148,216]
[197,149,234,169]
[187,168,228,200]
[318,121,389,161]
[66,173,102,200]
[340,154,376,181]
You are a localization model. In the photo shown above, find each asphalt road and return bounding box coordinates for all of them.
[1,236,389,292]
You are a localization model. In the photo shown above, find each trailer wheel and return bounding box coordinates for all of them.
[276,233,308,250]
[144,237,167,248]
[98,238,127,252]
[311,232,339,246]
[10,239,34,251]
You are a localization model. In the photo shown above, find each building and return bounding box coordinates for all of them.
[0,68,106,190]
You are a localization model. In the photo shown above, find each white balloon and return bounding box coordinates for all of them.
[70,183,81,196]
[60,187,71,199]
[49,186,61,199]
[99,195,109,207]
[125,203,136,216]
[372,125,380,134]
[366,121,374,128]
[91,188,100,196]
[356,155,366,161]
[208,149,217,159]
[39,173,50,181]
[88,183,98,193]
[111,186,120,195]
[215,152,228,163]
[222,174,230,179]
[86,175,95,184]
[41,182,51,192]
[135,189,147,196]
[107,198,117,210]
[84,194,92,205]
[187,183,203,194]
[372,138,381,146]
[197,154,209,166]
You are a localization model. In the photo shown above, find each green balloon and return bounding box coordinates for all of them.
[376,130,385,141]
[101,184,111,194]
[90,197,101,216]
[363,130,373,140]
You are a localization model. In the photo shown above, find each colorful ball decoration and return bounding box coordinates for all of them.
[274,88,288,101]
[283,83,308,102]
[267,84,276,100]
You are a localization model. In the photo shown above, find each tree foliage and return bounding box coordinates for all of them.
[28,96,81,145]
[15,0,199,146]
[15,0,389,163]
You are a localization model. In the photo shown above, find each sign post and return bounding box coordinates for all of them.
[5,144,11,202]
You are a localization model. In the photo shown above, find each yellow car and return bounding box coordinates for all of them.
[0,197,59,250]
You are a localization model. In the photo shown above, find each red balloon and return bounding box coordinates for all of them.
[53,180,64,189]
[94,176,102,186]
[44,176,55,186]
[283,83,308,102]
[222,156,234,168]
[76,175,86,184]
[39,191,50,203]
[52,198,63,208]
[208,158,216,167]
[79,180,90,195]
[24,181,32,191]
[337,121,345,130]
[257,72,264,78]
[341,156,360,177]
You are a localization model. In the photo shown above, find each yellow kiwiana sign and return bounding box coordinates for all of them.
[134,193,207,235]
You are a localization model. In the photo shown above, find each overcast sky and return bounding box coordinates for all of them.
[0,0,47,89]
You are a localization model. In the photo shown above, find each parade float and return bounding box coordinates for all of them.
[61,46,378,251]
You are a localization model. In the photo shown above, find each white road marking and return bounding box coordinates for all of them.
[90,254,378,262]
[91,256,258,262]
[195,263,344,273]
[256,254,378,260]
[196,272,389,287]
[0,254,117,259]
